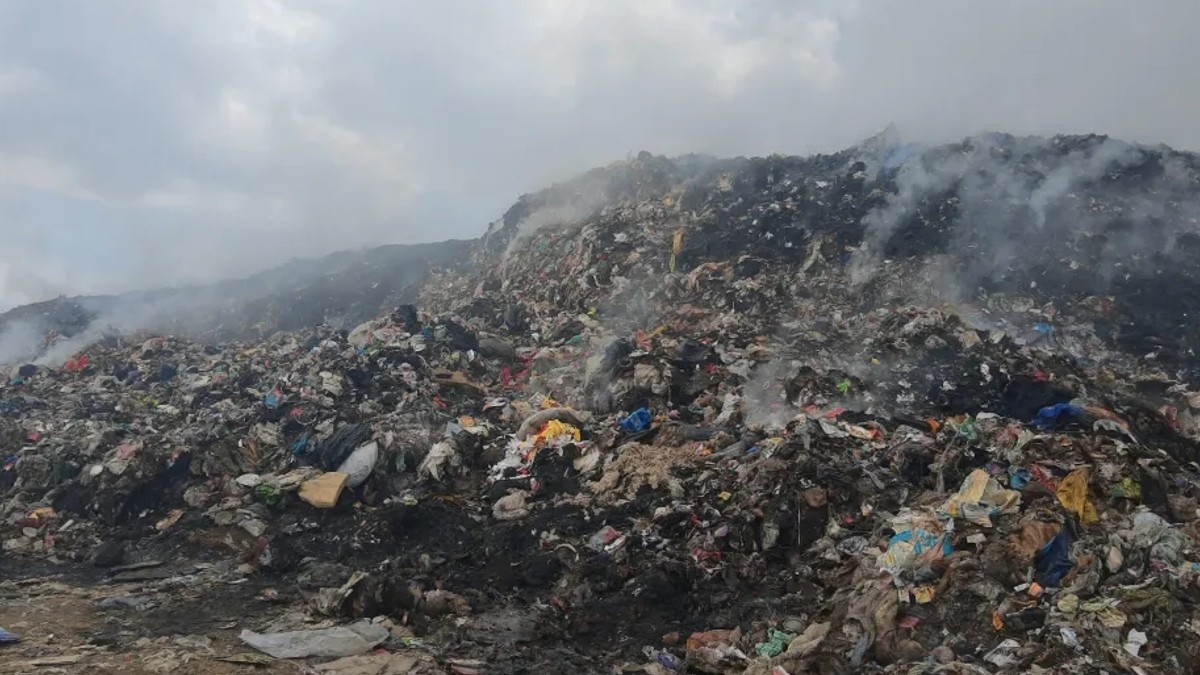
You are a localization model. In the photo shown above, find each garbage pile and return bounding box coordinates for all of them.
[0,238,470,349]
[5,132,1200,673]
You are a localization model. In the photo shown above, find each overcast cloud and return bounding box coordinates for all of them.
[0,0,1196,309]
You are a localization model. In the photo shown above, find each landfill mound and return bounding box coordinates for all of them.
[0,238,471,356]
[5,133,1200,674]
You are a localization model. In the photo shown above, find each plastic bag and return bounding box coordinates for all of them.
[1034,402,1082,429]
[337,441,378,488]
[940,469,1021,527]
[239,622,388,659]
[619,408,652,433]
[1056,467,1099,524]
[1034,529,1074,586]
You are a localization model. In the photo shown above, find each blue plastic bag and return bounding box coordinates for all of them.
[0,626,19,644]
[1008,467,1031,490]
[619,407,652,433]
[1034,403,1082,429]
[1034,529,1074,586]
[291,431,312,457]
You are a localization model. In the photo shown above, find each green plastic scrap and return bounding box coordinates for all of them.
[1110,476,1142,501]
[255,484,282,507]
[399,636,426,648]
[754,628,796,658]
[836,380,852,395]
[952,416,979,441]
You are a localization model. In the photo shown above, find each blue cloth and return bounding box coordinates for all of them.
[619,407,652,433]
[1034,530,1074,586]
[1034,403,1082,429]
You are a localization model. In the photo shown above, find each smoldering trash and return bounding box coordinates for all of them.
[5,132,1200,673]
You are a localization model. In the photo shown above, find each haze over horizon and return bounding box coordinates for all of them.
[1,0,1196,310]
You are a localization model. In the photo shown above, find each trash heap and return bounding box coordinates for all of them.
[6,132,1200,673]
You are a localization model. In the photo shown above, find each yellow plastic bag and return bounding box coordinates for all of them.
[533,419,581,445]
[1057,467,1099,524]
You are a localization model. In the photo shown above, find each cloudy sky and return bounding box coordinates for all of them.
[0,0,1195,309]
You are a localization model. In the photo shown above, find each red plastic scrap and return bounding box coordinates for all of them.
[1030,464,1059,490]
[691,548,723,566]
[63,354,89,373]
[1161,405,1179,429]
[686,627,740,652]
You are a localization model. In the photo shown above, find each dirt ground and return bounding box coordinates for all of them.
[1,565,303,675]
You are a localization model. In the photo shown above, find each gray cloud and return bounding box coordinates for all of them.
[0,0,1196,309]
